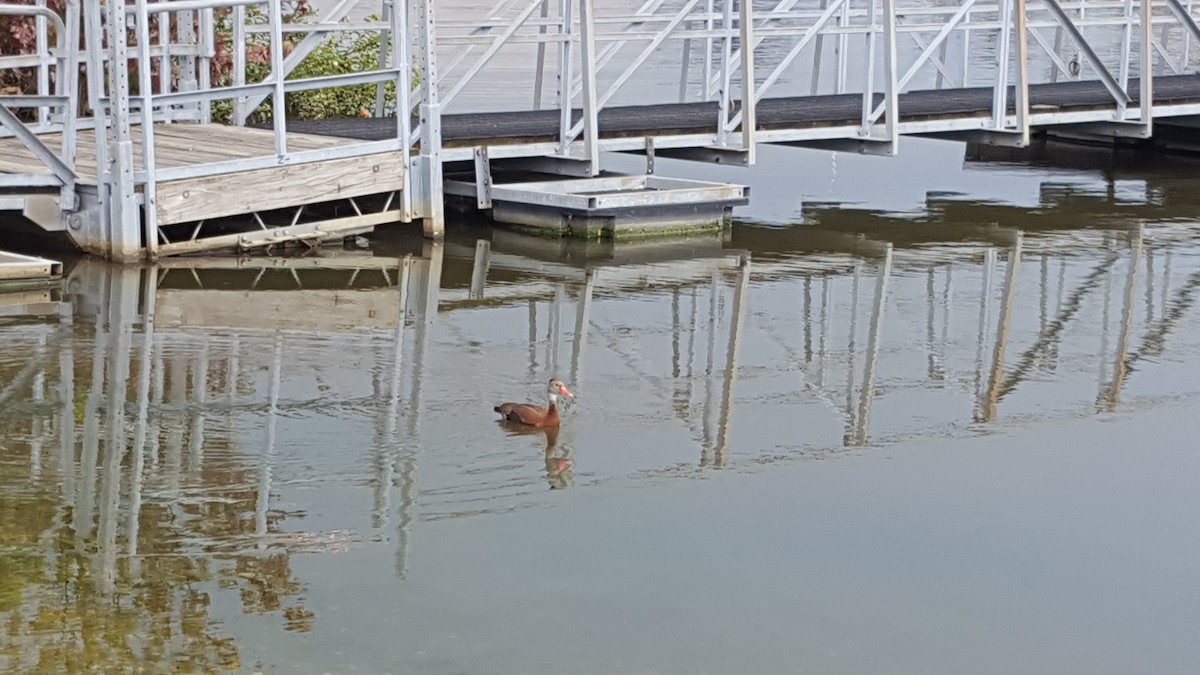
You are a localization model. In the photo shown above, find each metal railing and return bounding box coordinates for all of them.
[85,0,419,256]
[427,0,1200,159]
[7,0,1200,261]
[0,1,80,205]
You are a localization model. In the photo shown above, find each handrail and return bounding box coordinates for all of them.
[0,1,79,207]
[0,5,66,46]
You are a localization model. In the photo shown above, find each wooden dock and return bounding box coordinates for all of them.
[5,0,1200,260]
[6,75,1200,257]
[0,124,405,231]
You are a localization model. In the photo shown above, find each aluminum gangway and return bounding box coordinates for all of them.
[4,0,1200,260]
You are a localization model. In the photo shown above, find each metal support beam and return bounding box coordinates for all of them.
[474,147,493,208]
[781,138,896,157]
[556,0,575,154]
[106,0,143,262]
[1039,0,1133,105]
[880,0,900,149]
[1140,0,1154,135]
[1013,0,1031,145]
[414,0,445,239]
[739,0,757,163]
[622,145,753,167]
[134,0,161,257]
[0,103,76,188]
[578,0,601,175]
[1165,0,1200,45]
[493,155,599,176]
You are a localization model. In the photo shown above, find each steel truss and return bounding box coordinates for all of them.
[3,0,1200,259]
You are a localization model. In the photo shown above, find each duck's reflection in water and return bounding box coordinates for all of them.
[499,423,574,490]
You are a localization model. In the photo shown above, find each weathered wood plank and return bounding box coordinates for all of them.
[0,123,357,185]
[154,150,404,225]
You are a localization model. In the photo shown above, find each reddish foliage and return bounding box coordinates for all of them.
[2,0,315,102]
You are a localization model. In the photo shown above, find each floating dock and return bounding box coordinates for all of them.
[444,173,749,238]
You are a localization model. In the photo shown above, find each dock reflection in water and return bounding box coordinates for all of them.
[3,168,1200,669]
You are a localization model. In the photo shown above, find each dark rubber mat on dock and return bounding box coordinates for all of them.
[284,75,1200,146]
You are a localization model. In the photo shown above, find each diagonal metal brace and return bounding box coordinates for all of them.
[0,101,76,188]
[1164,0,1200,45]
[1039,0,1131,105]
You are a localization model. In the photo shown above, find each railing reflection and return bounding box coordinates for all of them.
[0,247,446,669]
[1,205,1197,667]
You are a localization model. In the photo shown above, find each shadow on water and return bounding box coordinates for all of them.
[4,140,1200,669]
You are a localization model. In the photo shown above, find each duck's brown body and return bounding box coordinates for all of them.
[494,401,561,428]
[495,378,573,428]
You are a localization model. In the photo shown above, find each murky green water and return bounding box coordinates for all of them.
[4,138,1200,672]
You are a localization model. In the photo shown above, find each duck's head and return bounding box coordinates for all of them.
[547,378,574,404]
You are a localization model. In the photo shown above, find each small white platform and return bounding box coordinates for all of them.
[445,173,749,238]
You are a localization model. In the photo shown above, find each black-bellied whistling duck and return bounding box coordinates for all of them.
[494,378,574,428]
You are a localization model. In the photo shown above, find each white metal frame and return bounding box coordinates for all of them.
[5,0,1200,261]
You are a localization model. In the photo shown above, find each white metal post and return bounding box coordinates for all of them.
[415,0,445,238]
[233,4,247,124]
[535,0,552,108]
[812,0,829,95]
[556,0,575,153]
[376,0,394,117]
[135,0,160,257]
[1119,0,1135,118]
[268,0,287,154]
[881,0,899,148]
[157,12,170,113]
[718,0,735,144]
[1014,0,1030,144]
[106,0,143,261]
[993,0,1013,129]
[837,0,850,93]
[60,1,81,209]
[36,0,50,124]
[739,0,757,162]
[199,8,214,123]
[579,0,600,174]
[177,8,199,102]
[1140,0,1154,133]
[81,1,108,251]
[861,0,879,132]
[393,0,414,221]
[704,0,715,98]
[680,21,693,102]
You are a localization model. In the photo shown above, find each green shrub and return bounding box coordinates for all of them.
[210,4,407,124]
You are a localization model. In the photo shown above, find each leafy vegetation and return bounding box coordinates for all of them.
[1,0,402,123]
[209,1,400,124]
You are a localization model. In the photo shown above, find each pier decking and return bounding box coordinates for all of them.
[6,0,1200,259]
[0,124,404,230]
